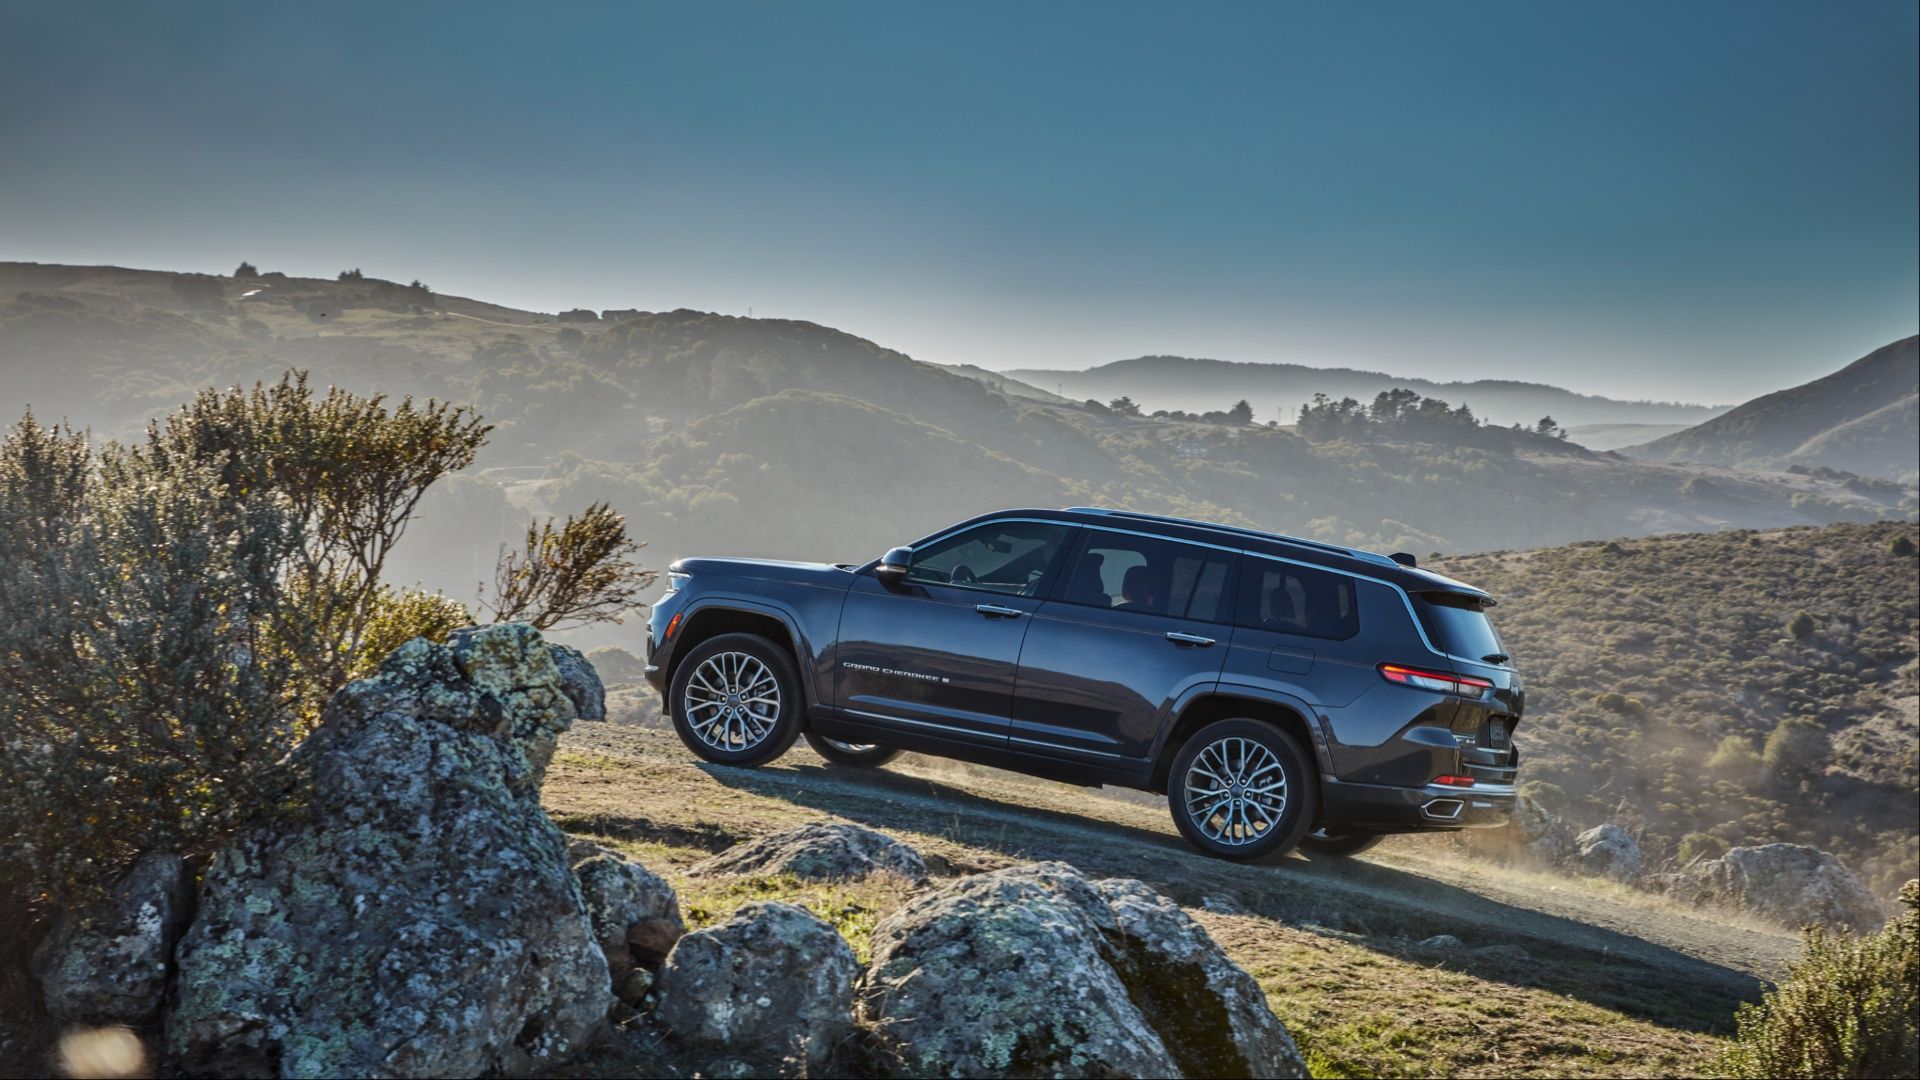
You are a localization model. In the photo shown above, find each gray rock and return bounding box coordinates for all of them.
[1096,878,1308,1079]
[1516,795,1577,864]
[1693,844,1884,933]
[860,861,1306,1079]
[653,901,858,1074]
[1575,824,1643,880]
[548,643,606,722]
[166,624,612,1078]
[690,822,928,884]
[1418,934,1464,949]
[573,844,685,1004]
[32,852,192,1025]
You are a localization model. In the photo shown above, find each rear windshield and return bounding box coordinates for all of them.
[1414,592,1505,661]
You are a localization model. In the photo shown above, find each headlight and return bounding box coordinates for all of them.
[666,571,691,593]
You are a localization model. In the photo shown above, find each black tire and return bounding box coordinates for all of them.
[1300,828,1388,857]
[668,633,804,768]
[803,733,902,768]
[1166,718,1318,861]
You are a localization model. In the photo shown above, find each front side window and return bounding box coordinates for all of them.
[1059,532,1234,621]
[1236,558,1358,639]
[904,521,1072,596]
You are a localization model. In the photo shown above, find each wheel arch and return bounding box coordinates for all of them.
[665,601,814,711]
[1152,690,1330,798]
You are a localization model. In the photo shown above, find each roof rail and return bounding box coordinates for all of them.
[1061,506,1375,561]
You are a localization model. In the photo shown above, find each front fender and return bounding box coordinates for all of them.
[671,593,830,708]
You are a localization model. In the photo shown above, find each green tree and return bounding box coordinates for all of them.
[1787,609,1818,639]
[234,260,260,278]
[1227,399,1255,425]
[1108,396,1141,416]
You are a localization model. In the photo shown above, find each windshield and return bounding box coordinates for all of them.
[1414,592,1506,662]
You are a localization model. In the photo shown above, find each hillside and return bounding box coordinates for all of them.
[1006,354,1728,428]
[1,261,1911,617]
[1565,422,1693,451]
[1431,521,1919,895]
[1622,336,1920,482]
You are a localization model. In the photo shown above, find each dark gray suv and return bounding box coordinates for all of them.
[645,507,1521,861]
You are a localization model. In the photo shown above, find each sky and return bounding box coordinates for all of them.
[1,1,1914,404]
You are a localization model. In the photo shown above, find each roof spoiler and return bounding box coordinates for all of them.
[1388,552,1418,567]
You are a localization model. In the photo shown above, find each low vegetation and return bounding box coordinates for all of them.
[1718,881,1918,1078]
[1432,522,1920,895]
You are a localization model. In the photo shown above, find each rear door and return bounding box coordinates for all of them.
[1010,530,1237,764]
[834,519,1075,743]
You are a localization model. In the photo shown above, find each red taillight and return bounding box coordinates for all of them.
[1378,663,1494,698]
[1432,774,1477,787]
[664,612,682,640]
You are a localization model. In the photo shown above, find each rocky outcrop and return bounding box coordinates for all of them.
[1692,844,1884,932]
[32,852,193,1025]
[573,843,685,1005]
[653,901,858,1075]
[860,861,1305,1079]
[166,624,612,1078]
[1575,824,1642,880]
[549,643,607,722]
[690,823,928,884]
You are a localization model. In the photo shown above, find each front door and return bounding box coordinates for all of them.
[834,520,1076,743]
[1011,530,1237,763]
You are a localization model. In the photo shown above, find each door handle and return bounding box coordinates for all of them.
[976,604,1024,619]
[1165,631,1216,647]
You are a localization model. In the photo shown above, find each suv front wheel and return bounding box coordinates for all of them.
[669,633,804,767]
[1167,719,1317,861]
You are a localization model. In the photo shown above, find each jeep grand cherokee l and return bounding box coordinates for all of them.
[644,507,1522,861]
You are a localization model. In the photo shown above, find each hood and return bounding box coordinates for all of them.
[670,556,853,587]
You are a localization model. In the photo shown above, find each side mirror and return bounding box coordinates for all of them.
[875,546,912,584]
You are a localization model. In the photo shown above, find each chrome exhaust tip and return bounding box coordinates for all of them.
[1421,798,1465,822]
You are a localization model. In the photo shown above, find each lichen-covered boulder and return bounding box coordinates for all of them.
[860,861,1305,1079]
[549,643,607,722]
[573,843,685,1005]
[32,852,192,1025]
[1095,878,1308,1078]
[1693,844,1884,932]
[166,624,612,1078]
[690,823,928,884]
[652,902,857,1075]
[1575,824,1642,880]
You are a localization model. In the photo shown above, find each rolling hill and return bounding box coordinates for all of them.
[1,261,1911,615]
[1005,355,1729,429]
[1621,336,1919,482]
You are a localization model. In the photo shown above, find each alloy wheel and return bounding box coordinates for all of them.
[682,651,782,752]
[1182,735,1289,846]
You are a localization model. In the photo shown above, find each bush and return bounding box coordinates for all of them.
[0,375,491,912]
[1764,717,1832,782]
[1678,832,1729,865]
[1787,609,1818,639]
[1718,881,1919,1078]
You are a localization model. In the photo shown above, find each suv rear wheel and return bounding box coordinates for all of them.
[804,733,902,768]
[1167,718,1317,861]
[669,633,804,767]
[1300,827,1387,857]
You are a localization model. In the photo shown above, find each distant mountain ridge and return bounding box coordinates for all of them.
[1621,337,1919,482]
[1006,354,1728,428]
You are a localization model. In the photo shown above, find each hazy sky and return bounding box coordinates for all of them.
[2,1,1914,403]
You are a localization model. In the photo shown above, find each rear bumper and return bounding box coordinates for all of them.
[1320,777,1517,831]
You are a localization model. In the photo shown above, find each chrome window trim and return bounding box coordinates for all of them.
[905,517,1495,669]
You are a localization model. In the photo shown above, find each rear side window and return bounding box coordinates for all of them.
[1059,532,1234,622]
[1414,592,1505,660]
[1236,559,1358,639]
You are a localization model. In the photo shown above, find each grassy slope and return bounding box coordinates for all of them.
[1431,521,1920,894]
[546,730,1794,1079]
